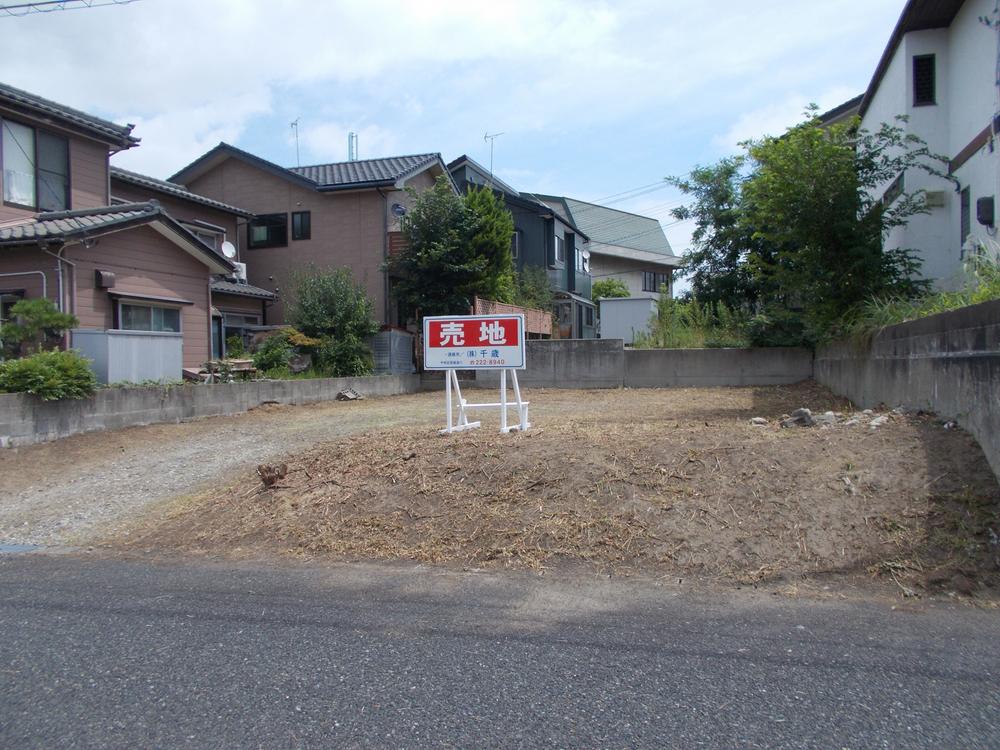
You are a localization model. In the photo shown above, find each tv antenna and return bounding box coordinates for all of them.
[484,131,504,184]
[290,118,300,166]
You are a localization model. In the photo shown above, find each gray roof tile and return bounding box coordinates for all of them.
[0,201,233,272]
[110,166,254,217]
[290,153,440,187]
[0,203,157,243]
[210,279,276,300]
[0,81,139,149]
[536,195,680,258]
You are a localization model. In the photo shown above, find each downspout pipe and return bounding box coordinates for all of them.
[376,187,390,325]
[0,270,47,300]
[43,244,77,349]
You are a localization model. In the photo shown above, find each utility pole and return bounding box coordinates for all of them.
[290,118,300,167]
[483,131,504,185]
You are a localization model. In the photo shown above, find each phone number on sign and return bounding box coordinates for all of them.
[468,359,507,366]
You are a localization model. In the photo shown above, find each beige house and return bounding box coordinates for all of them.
[169,144,453,326]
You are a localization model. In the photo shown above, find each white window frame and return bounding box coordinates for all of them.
[554,234,565,265]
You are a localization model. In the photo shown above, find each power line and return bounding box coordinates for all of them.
[0,0,139,17]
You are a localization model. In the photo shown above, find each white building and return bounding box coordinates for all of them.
[860,0,1000,288]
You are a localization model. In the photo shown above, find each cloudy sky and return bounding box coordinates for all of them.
[4,0,906,287]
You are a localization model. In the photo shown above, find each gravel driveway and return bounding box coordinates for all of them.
[0,393,443,547]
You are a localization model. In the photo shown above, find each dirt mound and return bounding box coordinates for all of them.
[119,383,1000,595]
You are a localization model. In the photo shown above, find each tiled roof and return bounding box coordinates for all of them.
[170,143,447,193]
[0,81,139,150]
[110,166,254,217]
[210,279,276,300]
[290,153,441,187]
[0,201,233,272]
[536,194,680,259]
[0,203,158,243]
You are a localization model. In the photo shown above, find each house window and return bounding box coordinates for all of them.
[510,230,520,260]
[642,271,670,293]
[120,303,181,333]
[248,213,288,248]
[193,229,221,249]
[292,210,311,240]
[882,173,904,206]
[2,120,69,211]
[554,235,565,265]
[913,54,936,106]
[960,187,971,245]
[1,291,24,324]
[584,306,594,327]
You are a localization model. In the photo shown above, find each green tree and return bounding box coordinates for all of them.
[742,112,944,337]
[285,266,379,376]
[512,266,554,313]
[668,158,769,309]
[0,298,78,357]
[387,176,521,320]
[592,278,630,299]
[465,185,516,303]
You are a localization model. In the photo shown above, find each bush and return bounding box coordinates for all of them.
[252,331,294,372]
[0,298,78,357]
[592,278,631,300]
[745,305,810,347]
[225,335,246,358]
[634,298,748,349]
[0,349,96,400]
[314,334,373,377]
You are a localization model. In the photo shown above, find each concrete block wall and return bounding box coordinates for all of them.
[815,299,1000,480]
[0,374,420,448]
[469,340,814,389]
[474,339,626,389]
[624,347,813,387]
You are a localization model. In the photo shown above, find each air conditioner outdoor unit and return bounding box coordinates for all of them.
[233,262,248,282]
[924,190,946,208]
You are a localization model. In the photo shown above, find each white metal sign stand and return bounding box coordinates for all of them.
[440,367,530,435]
[423,313,530,435]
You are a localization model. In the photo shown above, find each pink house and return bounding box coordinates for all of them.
[0,82,238,381]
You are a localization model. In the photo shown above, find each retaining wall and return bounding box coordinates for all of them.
[0,374,420,448]
[815,299,1000,479]
[471,339,813,389]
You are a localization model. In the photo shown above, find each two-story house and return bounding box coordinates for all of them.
[534,195,682,299]
[0,82,236,382]
[860,0,999,288]
[169,144,453,327]
[448,155,596,338]
[110,166,276,359]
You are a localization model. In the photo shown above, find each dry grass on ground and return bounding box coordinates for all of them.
[118,382,1000,596]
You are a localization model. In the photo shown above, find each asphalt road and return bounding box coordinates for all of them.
[1,555,998,749]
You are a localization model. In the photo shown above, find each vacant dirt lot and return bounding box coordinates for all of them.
[102,381,1000,598]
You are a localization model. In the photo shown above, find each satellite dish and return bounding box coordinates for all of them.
[220,241,237,259]
[391,203,407,217]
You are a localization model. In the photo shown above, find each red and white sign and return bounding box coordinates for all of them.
[423,314,526,370]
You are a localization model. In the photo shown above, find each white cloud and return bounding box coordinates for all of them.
[2,0,905,189]
[712,85,862,153]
